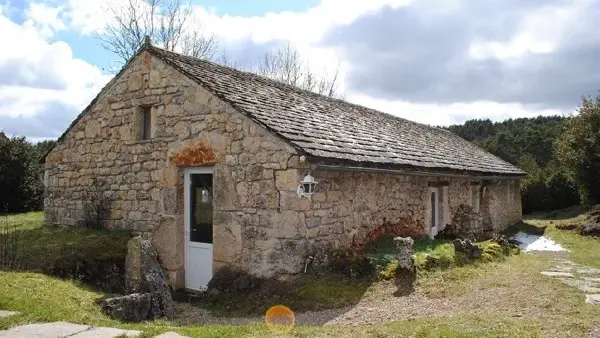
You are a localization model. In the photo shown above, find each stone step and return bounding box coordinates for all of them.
[71,327,142,337]
[559,278,600,294]
[154,332,191,338]
[0,311,18,319]
[0,322,90,338]
[586,294,600,304]
[0,322,142,338]
[541,271,574,278]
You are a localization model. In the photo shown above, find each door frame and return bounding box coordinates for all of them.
[184,167,214,290]
[428,187,440,238]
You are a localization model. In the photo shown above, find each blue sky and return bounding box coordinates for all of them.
[0,0,320,73]
[0,0,598,140]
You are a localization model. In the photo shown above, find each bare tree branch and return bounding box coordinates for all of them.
[254,43,344,98]
[98,0,218,69]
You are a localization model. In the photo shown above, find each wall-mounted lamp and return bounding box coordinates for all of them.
[297,173,318,197]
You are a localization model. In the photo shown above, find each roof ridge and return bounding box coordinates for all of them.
[147,45,426,126]
[148,45,524,176]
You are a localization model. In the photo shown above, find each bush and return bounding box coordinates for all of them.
[556,94,600,207]
[481,243,505,262]
[329,249,374,278]
[519,155,579,214]
[0,132,55,213]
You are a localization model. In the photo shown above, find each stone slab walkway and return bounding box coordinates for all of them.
[0,319,191,338]
[0,311,18,319]
[543,258,600,304]
[0,322,141,338]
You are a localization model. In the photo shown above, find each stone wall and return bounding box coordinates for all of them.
[44,50,523,288]
[44,51,300,288]
[292,172,521,255]
[485,179,523,232]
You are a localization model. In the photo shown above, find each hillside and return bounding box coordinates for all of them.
[445,116,579,214]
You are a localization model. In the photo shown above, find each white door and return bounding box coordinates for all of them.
[184,168,214,291]
[429,187,439,238]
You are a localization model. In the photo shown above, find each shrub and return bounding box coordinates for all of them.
[519,155,579,213]
[377,260,399,281]
[556,94,600,207]
[481,243,505,262]
[329,249,374,278]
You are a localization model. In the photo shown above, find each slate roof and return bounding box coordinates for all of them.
[148,46,524,176]
[43,43,525,177]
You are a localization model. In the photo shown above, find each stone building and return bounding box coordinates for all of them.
[42,40,525,291]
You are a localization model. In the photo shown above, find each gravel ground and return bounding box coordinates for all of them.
[173,252,595,327]
[173,275,561,326]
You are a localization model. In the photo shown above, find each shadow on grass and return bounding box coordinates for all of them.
[394,271,417,297]
[504,221,547,237]
[0,218,131,294]
[525,205,584,221]
[172,270,376,323]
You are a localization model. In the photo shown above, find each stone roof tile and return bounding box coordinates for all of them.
[149,46,524,176]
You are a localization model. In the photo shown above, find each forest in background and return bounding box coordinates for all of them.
[446,116,579,214]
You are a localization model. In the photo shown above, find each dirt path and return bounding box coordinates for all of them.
[175,252,584,326]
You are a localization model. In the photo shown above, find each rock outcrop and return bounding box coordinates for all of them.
[100,293,152,323]
[453,238,483,259]
[100,236,174,322]
[125,236,174,320]
[393,237,415,272]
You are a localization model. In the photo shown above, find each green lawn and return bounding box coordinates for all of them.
[1,212,129,272]
[524,214,600,269]
[0,211,599,337]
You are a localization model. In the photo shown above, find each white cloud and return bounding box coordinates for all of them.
[0,4,111,138]
[346,92,570,127]
[24,1,67,37]
[469,1,589,61]
[2,0,589,139]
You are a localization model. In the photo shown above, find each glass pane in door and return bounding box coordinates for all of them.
[190,173,213,243]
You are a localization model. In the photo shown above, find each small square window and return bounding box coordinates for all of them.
[141,106,152,140]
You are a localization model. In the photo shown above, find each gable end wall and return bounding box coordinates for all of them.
[43,51,305,287]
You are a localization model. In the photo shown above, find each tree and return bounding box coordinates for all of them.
[0,133,43,213]
[99,0,218,69]
[556,94,600,206]
[254,43,344,99]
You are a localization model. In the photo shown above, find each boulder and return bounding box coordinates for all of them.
[393,237,415,271]
[100,293,152,323]
[124,236,174,319]
[453,238,483,259]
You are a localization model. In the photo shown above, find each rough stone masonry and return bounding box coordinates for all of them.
[44,50,522,289]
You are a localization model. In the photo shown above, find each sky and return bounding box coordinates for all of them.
[1,0,598,141]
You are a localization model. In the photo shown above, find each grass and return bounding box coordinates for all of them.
[1,210,600,337]
[0,212,130,272]
[365,235,456,267]
[365,235,513,275]
[523,212,600,269]
[187,272,371,317]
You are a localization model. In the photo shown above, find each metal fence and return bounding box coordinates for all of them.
[0,215,24,270]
